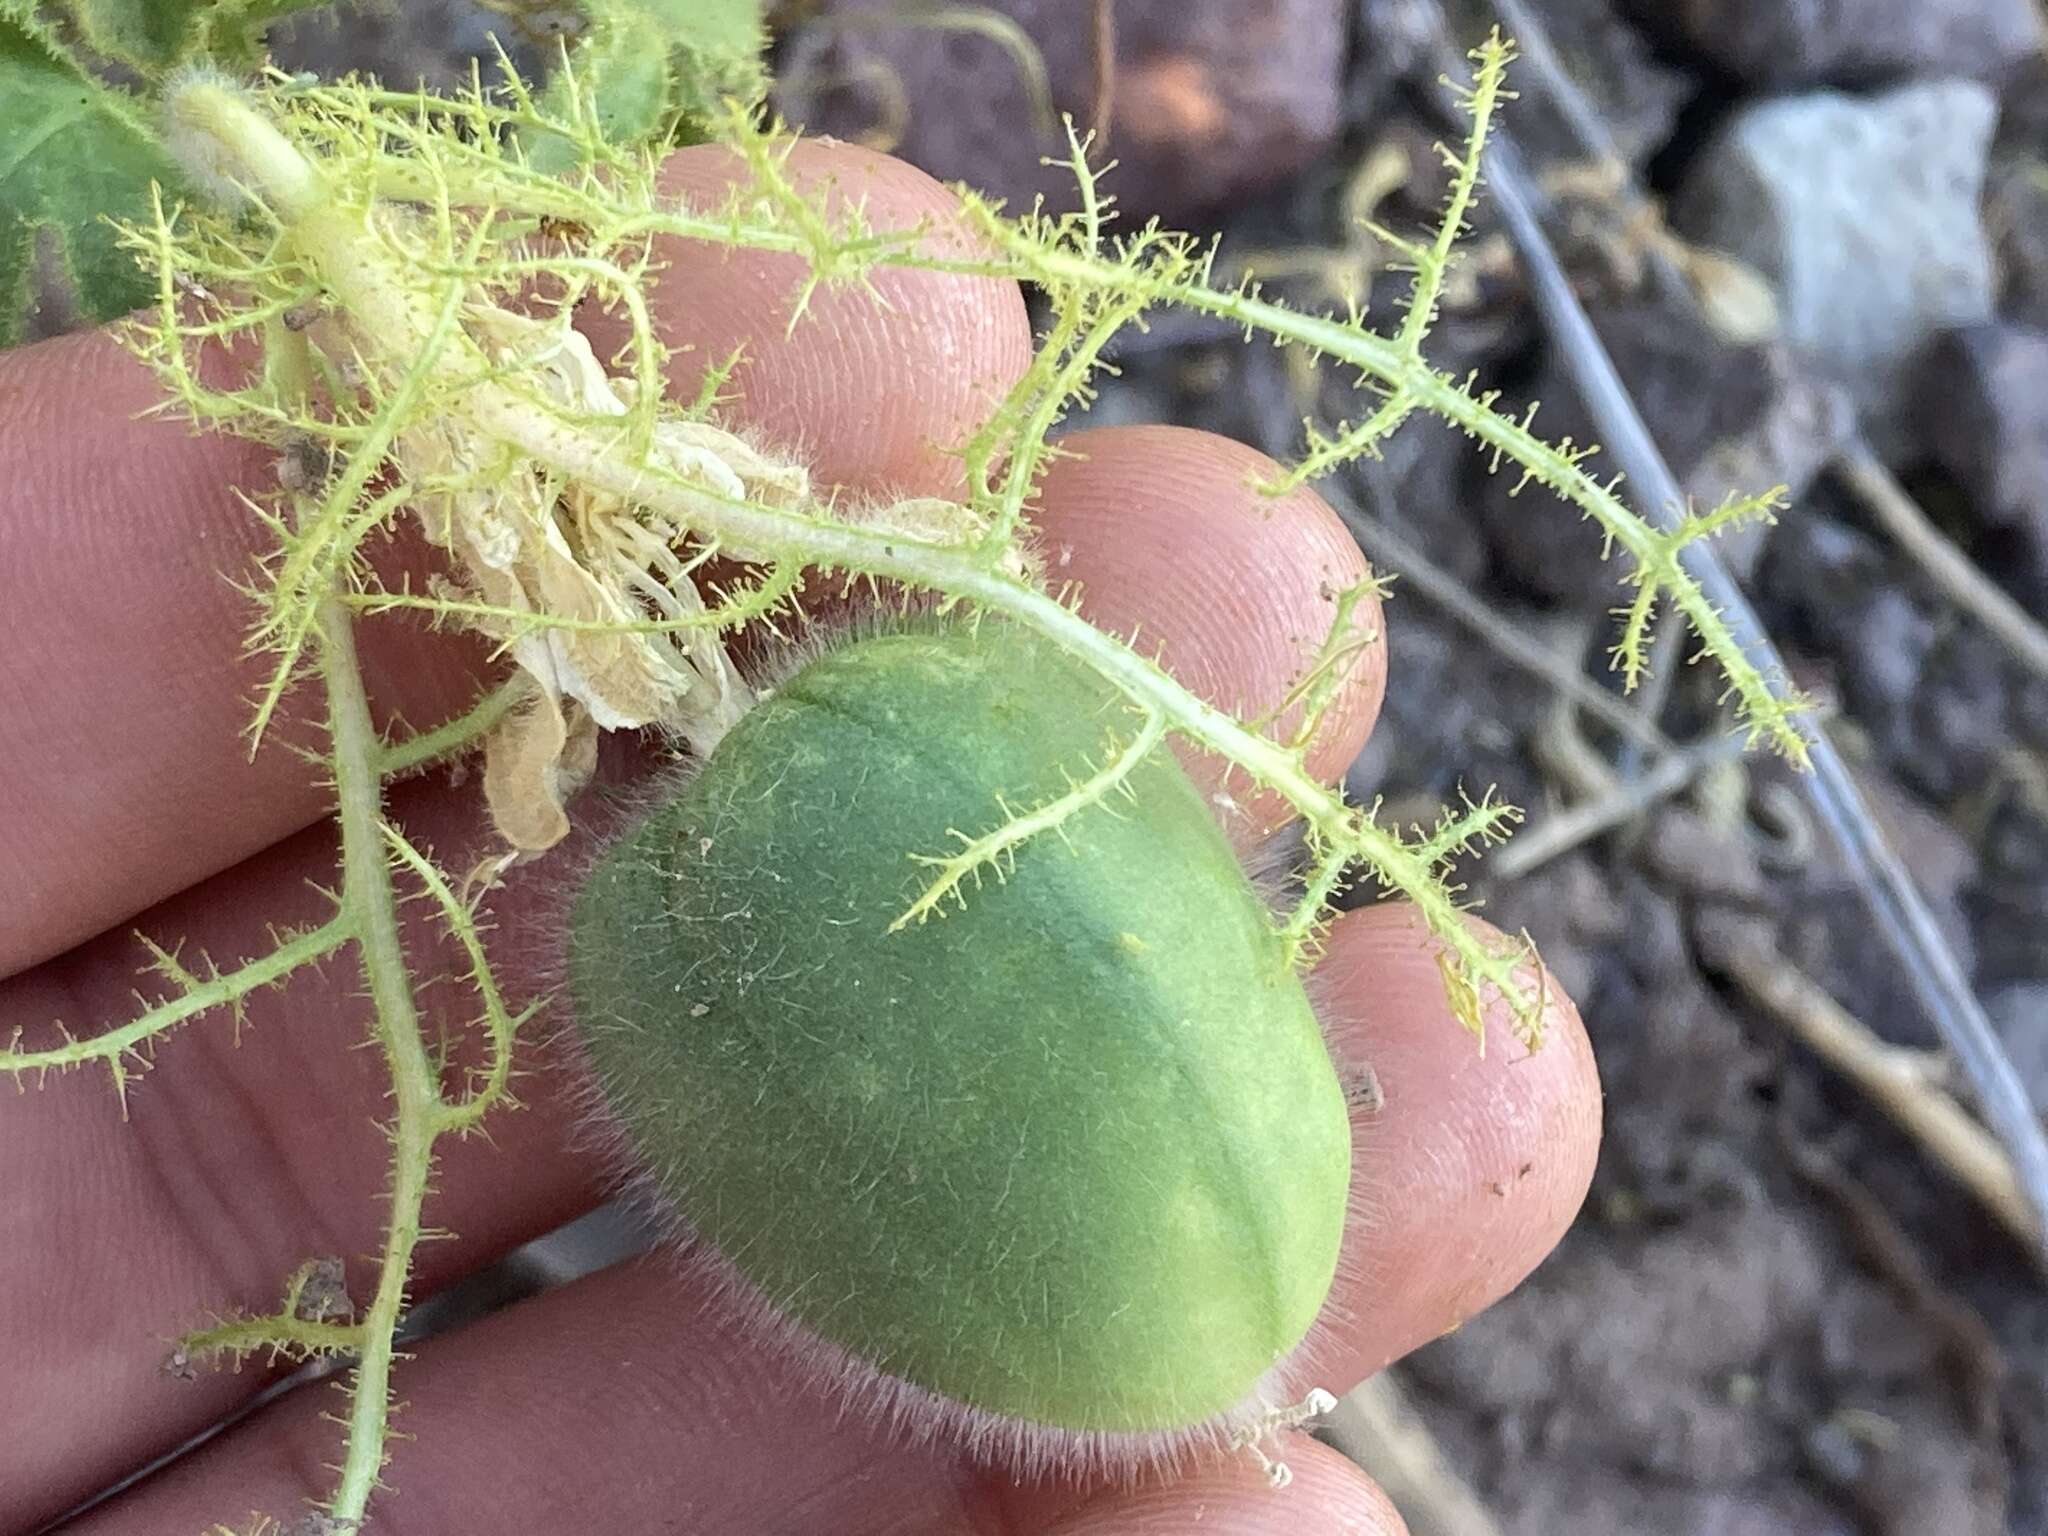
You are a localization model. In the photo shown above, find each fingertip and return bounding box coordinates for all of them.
[1305,901,1602,1380]
[1002,1437,1409,1534]
[581,138,1032,500]
[1029,424,1386,840]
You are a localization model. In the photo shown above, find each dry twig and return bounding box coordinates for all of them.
[1696,915,2043,1261]
[1088,0,1116,143]
[1322,1374,1508,1536]
[1781,1132,2007,1440]
[1834,446,2048,684]
[1496,726,1750,880]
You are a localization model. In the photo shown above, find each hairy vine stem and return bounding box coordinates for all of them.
[160,86,515,1518]
[1,914,352,1106]
[160,70,1548,1023]
[315,586,436,1521]
[348,76,1806,769]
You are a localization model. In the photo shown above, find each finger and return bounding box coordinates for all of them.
[73,1258,1408,1536]
[1030,424,1387,840]
[0,774,617,1533]
[1024,1441,1409,1536]
[1003,1440,1407,1535]
[0,143,1031,977]
[7,434,1441,1517]
[6,831,1596,1531]
[0,329,490,976]
[1283,901,1604,1390]
[581,138,1031,500]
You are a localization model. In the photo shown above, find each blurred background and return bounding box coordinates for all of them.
[254,1,2048,1532]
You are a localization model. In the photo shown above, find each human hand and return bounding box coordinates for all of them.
[0,139,1601,1535]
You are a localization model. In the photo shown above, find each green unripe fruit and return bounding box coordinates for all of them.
[569,622,1351,1446]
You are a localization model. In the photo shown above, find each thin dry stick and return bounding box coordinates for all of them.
[1530,684,1621,802]
[1834,447,2048,683]
[1508,691,1839,880]
[797,4,1061,141]
[1412,0,2048,1259]
[1322,1375,1508,1536]
[1780,1133,2008,1440]
[1491,729,1750,880]
[1332,475,1671,754]
[1088,0,1116,143]
[1697,916,2043,1261]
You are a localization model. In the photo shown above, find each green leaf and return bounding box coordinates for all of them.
[664,0,768,128]
[69,0,334,75]
[0,6,182,348]
[196,0,339,70]
[69,0,209,72]
[522,0,765,170]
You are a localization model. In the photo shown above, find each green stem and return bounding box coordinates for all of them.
[465,382,1530,1021]
[316,589,440,1524]
[377,676,528,778]
[374,145,1800,760]
[166,87,520,1524]
[381,824,523,1136]
[1,915,352,1090]
[167,80,325,219]
[176,71,1535,1058]
[183,1312,363,1365]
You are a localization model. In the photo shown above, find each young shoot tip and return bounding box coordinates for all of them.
[162,70,323,220]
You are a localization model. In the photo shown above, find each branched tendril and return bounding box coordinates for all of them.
[176,1258,364,1373]
[3,914,352,1114]
[890,705,1168,932]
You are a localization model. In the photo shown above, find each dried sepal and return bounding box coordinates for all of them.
[482,684,599,852]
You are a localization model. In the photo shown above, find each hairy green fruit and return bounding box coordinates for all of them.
[569,622,1351,1443]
